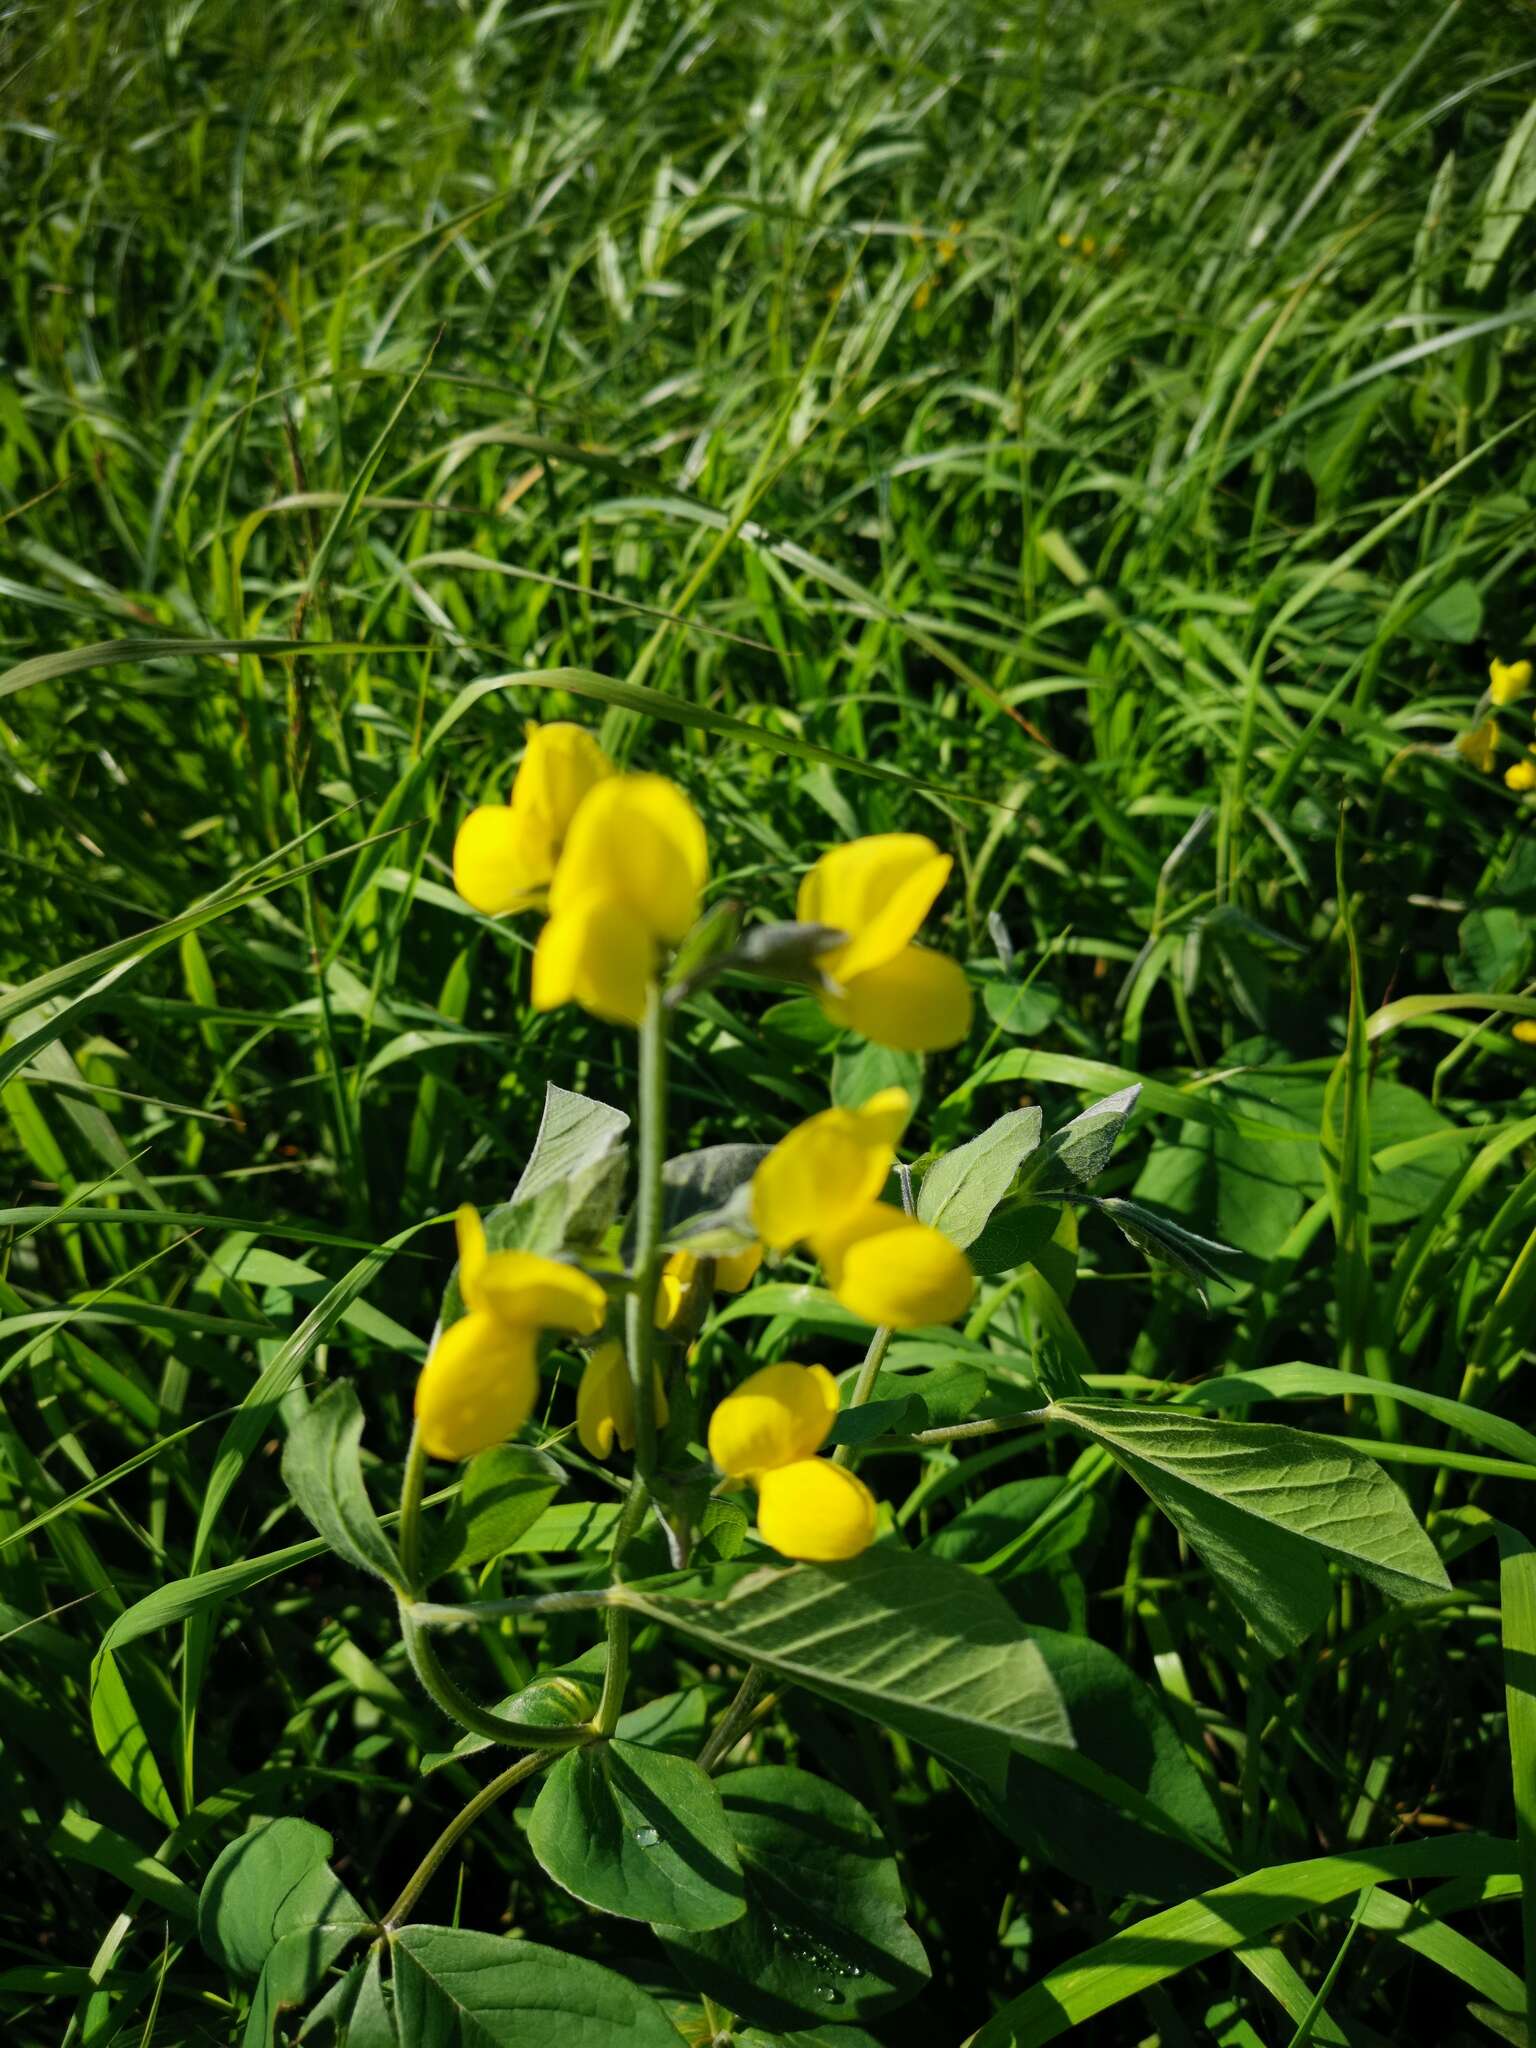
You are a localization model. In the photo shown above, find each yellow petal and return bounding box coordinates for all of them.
[797,835,952,981]
[814,1203,974,1329]
[513,723,612,841]
[822,944,973,1051]
[750,1088,911,1251]
[452,804,555,915]
[550,774,707,943]
[1490,658,1533,708]
[577,1340,667,1459]
[756,1459,878,1562]
[707,1362,840,1477]
[473,1250,606,1335]
[654,1251,698,1331]
[1505,759,1536,793]
[713,1242,763,1293]
[532,893,656,1028]
[1457,718,1500,775]
[456,1204,488,1311]
[416,1312,539,1461]
[1514,1020,1536,1045]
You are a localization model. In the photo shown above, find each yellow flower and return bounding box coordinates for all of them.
[708,1362,840,1477]
[576,1339,668,1459]
[415,1206,606,1460]
[750,1090,974,1329]
[1079,234,1097,256]
[1506,758,1536,794]
[533,774,709,1027]
[1458,718,1500,775]
[914,278,933,311]
[1514,1020,1536,1046]
[757,1459,878,1561]
[654,1243,763,1330]
[798,835,972,1050]
[1490,657,1533,707]
[1057,230,1074,249]
[453,723,612,915]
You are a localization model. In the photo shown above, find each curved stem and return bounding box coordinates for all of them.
[398,1422,428,1593]
[399,1601,591,1749]
[698,1665,776,1773]
[831,1321,893,1468]
[595,1484,651,1736]
[625,983,669,1488]
[382,1741,584,1929]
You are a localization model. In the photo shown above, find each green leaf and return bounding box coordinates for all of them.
[528,1738,745,1930]
[831,1041,923,1110]
[617,1549,1072,1791]
[1466,97,1536,292]
[658,1765,929,2029]
[513,1082,630,1213]
[966,1202,1062,1278]
[426,1446,564,1579]
[246,1922,369,2048]
[960,1625,1228,1900]
[653,1143,768,1255]
[918,1109,1044,1248]
[1090,1197,1243,1306]
[828,1362,987,1442]
[1036,1085,1140,1188]
[198,1817,365,1982]
[1187,1362,1536,1468]
[281,1383,402,1585]
[969,1836,1516,2048]
[981,980,1061,1038]
[388,1925,687,2044]
[1052,1401,1450,1655]
[422,1652,605,1773]
[1411,575,1484,645]
[88,1647,178,1830]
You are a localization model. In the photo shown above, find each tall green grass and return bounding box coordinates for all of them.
[2,0,1536,2040]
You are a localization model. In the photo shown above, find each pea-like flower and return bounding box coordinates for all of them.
[415,1207,606,1460]
[1458,718,1500,775]
[1507,758,1536,793]
[708,1362,877,1562]
[654,1242,764,1330]
[798,834,972,1051]
[576,1339,668,1459]
[1490,657,1532,708]
[533,774,709,1027]
[750,1087,973,1329]
[453,723,612,915]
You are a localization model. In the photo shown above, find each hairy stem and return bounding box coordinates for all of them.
[398,1422,428,1593]
[399,1601,592,1747]
[698,1664,776,1773]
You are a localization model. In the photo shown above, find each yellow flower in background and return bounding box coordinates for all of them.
[757,1458,878,1562]
[1458,718,1500,776]
[1507,758,1536,793]
[1490,657,1532,707]
[576,1339,668,1459]
[708,1362,840,1476]
[533,774,709,1027]
[453,723,612,915]
[1514,1020,1536,1046]
[654,1243,763,1330]
[706,1362,876,1562]
[750,1088,974,1329]
[799,834,972,1050]
[415,1206,606,1460]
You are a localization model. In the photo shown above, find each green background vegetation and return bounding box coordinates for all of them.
[3,0,1536,2040]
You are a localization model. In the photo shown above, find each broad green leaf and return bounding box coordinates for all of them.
[966,1202,1062,1279]
[513,1082,629,1211]
[1036,1085,1140,1188]
[1053,1401,1450,1655]
[918,1109,1043,1248]
[426,1445,564,1579]
[1466,97,1536,292]
[281,1383,401,1585]
[48,1809,195,1922]
[652,1143,768,1255]
[246,1922,368,2048]
[88,1647,178,1830]
[831,1362,987,1439]
[198,1817,365,1982]
[959,1625,1228,1900]
[1091,1197,1243,1306]
[388,1926,687,2044]
[981,980,1061,1038]
[528,1739,745,1930]
[831,1041,923,1111]
[660,1766,927,2028]
[965,1836,1516,2048]
[616,1549,1072,1791]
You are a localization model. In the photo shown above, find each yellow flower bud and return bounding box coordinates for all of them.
[756,1458,878,1562]
[452,724,611,915]
[576,1340,668,1459]
[550,774,708,944]
[707,1362,840,1478]
[797,834,971,1050]
[751,1088,910,1252]
[1458,718,1500,775]
[1490,657,1533,708]
[532,891,657,1028]
[1506,757,1536,793]
[1514,1020,1536,1045]
[415,1312,539,1461]
[654,1251,697,1331]
[714,1242,763,1293]
[813,1202,974,1329]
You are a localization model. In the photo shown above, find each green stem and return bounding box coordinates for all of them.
[626,982,669,1488]
[381,1741,583,1929]
[831,1321,894,1468]
[398,1422,428,1593]
[399,1601,590,1749]
[595,1485,651,1736]
[698,1664,776,1772]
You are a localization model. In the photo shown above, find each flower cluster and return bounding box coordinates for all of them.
[1458,655,1534,792]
